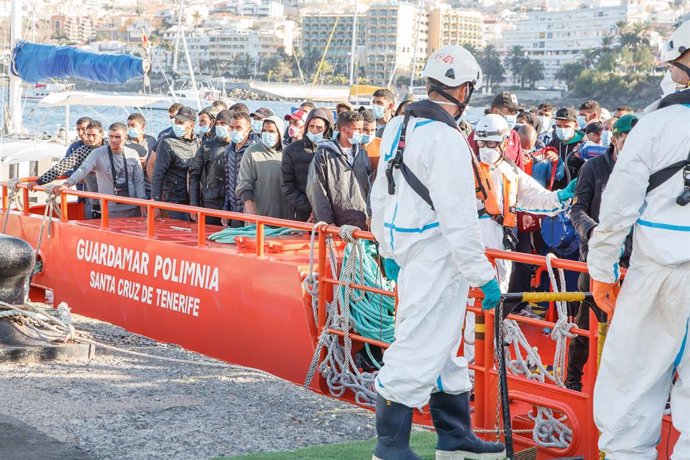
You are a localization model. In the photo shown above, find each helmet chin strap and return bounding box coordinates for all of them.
[672,60,690,83]
[430,83,475,120]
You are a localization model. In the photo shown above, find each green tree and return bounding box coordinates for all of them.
[234,54,255,80]
[521,59,545,89]
[479,44,505,90]
[555,62,585,91]
[504,45,527,85]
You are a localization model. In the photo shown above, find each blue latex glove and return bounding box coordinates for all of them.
[383,258,400,282]
[480,279,501,311]
[557,178,578,202]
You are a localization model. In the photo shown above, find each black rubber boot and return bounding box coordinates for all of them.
[429,391,506,460]
[372,393,422,460]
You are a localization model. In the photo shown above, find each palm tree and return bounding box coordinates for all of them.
[504,45,527,85]
[521,59,545,89]
[479,45,505,90]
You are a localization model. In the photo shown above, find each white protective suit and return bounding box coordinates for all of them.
[464,161,566,365]
[588,101,690,459]
[370,114,496,409]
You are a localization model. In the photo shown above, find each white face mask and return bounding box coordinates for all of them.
[479,147,501,165]
[661,70,683,96]
[537,115,551,133]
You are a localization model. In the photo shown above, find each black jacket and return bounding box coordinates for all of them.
[151,134,202,203]
[189,137,229,210]
[307,137,371,229]
[571,146,631,264]
[280,108,335,221]
[548,130,585,189]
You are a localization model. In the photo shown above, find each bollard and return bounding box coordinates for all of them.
[0,234,94,361]
[0,234,34,305]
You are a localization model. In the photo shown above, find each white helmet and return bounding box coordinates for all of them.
[422,45,483,89]
[474,114,510,142]
[662,20,690,62]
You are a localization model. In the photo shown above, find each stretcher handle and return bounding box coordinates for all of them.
[501,292,593,303]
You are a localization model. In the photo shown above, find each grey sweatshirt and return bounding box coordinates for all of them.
[236,142,290,219]
[65,145,146,215]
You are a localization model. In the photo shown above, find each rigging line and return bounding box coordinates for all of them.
[308,15,340,100]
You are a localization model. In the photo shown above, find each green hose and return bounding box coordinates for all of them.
[208,225,303,244]
[340,241,396,351]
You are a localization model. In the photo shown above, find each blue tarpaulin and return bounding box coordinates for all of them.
[11,40,145,84]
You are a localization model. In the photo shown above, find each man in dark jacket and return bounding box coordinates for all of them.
[189,109,233,225]
[307,110,371,229]
[565,114,638,391]
[281,108,334,222]
[151,106,201,221]
[223,110,258,227]
[548,107,587,189]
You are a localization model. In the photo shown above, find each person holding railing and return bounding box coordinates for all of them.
[54,123,147,218]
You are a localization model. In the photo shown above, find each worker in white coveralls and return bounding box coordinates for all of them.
[463,114,576,366]
[588,20,690,459]
[370,45,505,460]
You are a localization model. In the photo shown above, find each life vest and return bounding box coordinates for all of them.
[473,156,518,229]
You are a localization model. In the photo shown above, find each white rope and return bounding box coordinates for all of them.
[2,178,21,233]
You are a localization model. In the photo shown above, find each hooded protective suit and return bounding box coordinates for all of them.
[370,108,496,408]
[588,93,690,459]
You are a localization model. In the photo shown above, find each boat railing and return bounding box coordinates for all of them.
[1,180,676,457]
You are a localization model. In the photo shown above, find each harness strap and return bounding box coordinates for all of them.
[647,148,690,194]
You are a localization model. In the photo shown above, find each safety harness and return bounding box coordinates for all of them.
[385,100,519,249]
[646,90,690,206]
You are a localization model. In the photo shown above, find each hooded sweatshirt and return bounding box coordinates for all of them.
[306,135,372,229]
[548,130,585,189]
[281,107,334,221]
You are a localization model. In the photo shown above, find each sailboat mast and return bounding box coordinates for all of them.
[348,0,358,87]
[409,0,424,88]
[7,0,23,135]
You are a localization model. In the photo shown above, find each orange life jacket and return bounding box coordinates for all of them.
[473,157,518,228]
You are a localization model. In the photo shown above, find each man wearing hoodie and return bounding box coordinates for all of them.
[307,110,372,229]
[237,115,290,219]
[151,106,202,220]
[548,107,587,189]
[189,109,233,225]
[281,107,334,222]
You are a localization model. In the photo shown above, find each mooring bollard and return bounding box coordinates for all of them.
[0,234,94,361]
[0,234,34,305]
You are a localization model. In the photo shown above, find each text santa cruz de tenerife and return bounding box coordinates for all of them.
[76,239,220,317]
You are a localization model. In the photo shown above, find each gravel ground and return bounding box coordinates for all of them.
[0,312,376,460]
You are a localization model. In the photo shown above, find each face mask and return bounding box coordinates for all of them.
[347,132,363,145]
[261,132,278,148]
[197,124,211,135]
[601,130,612,147]
[215,125,230,139]
[251,119,263,133]
[127,127,139,138]
[288,125,301,138]
[172,123,186,138]
[479,147,501,165]
[306,131,323,143]
[661,70,683,96]
[361,134,372,145]
[332,129,339,139]
[576,115,587,129]
[170,119,175,128]
[230,130,245,144]
[372,104,386,120]
[538,116,551,133]
[556,127,574,141]
[504,114,517,129]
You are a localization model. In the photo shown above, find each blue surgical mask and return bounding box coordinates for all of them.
[556,127,574,141]
[215,125,230,139]
[306,131,323,143]
[197,124,211,135]
[127,127,139,138]
[504,114,517,129]
[261,132,278,148]
[229,130,245,144]
[372,104,386,120]
[332,130,339,139]
[576,115,587,129]
[348,132,363,145]
[172,123,186,138]
[601,130,612,147]
[251,120,263,133]
[361,134,372,145]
